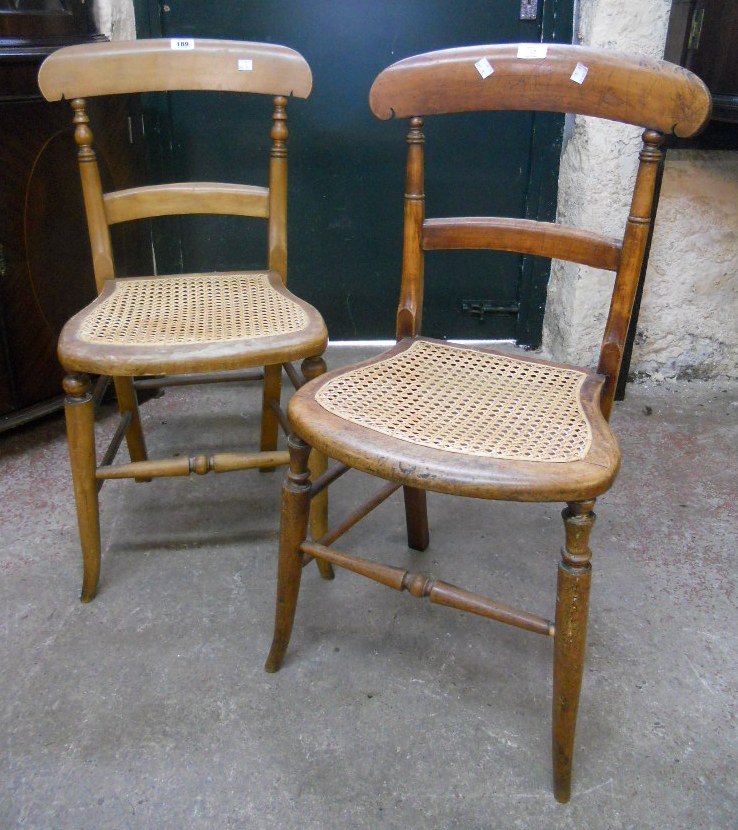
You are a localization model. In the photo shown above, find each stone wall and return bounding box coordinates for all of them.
[92,0,135,41]
[542,0,738,379]
[637,151,738,378]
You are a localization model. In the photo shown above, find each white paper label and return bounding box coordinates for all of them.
[517,43,548,59]
[475,57,494,79]
[238,59,254,71]
[570,62,589,84]
[170,38,194,51]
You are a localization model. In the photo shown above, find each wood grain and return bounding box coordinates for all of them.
[423,217,622,272]
[39,38,312,101]
[370,43,711,137]
[104,183,270,225]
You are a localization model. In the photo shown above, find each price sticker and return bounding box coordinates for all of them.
[570,63,589,84]
[170,39,194,51]
[475,57,494,79]
[517,43,548,59]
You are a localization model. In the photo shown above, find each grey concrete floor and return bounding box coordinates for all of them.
[1,345,736,829]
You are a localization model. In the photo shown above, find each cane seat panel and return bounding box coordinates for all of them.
[78,272,308,345]
[58,270,327,376]
[315,339,592,463]
[290,338,621,502]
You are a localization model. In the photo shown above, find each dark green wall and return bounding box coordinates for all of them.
[132,1,574,345]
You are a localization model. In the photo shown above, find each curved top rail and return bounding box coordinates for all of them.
[369,43,711,137]
[38,38,313,101]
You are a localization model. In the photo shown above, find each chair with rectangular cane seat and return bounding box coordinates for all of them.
[263,44,711,800]
[37,39,333,602]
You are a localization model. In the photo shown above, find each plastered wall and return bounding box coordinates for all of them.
[542,0,738,379]
[92,0,135,41]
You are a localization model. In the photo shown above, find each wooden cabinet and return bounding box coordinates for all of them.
[666,0,738,123]
[0,2,151,429]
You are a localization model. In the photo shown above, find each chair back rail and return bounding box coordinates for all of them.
[371,44,711,419]
[422,218,622,272]
[37,38,312,100]
[369,43,710,136]
[104,183,270,225]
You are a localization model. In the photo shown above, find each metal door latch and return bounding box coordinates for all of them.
[462,300,520,322]
[520,0,538,21]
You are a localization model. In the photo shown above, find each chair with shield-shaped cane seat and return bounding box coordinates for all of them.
[264,44,711,801]
[37,38,333,602]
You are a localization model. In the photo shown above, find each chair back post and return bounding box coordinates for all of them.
[396,116,425,340]
[71,98,115,292]
[597,128,664,420]
[269,95,289,282]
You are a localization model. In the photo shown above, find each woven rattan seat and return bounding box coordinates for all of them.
[315,339,592,463]
[59,270,325,375]
[79,273,308,346]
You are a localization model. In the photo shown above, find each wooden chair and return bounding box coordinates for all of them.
[264,44,711,801]
[37,39,333,602]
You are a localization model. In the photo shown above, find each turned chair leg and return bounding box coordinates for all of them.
[403,486,430,551]
[260,363,282,461]
[112,376,150,482]
[265,435,313,672]
[63,373,102,603]
[552,499,596,803]
[301,355,334,580]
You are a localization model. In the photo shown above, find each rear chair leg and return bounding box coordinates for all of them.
[63,373,101,602]
[265,435,313,672]
[113,376,150,481]
[403,486,430,551]
[260,363,282,463]
[301,355,334,580]
[552,499,596,803]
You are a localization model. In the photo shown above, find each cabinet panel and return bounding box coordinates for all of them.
[0,64,152,424]
[666,0,738,126]
[0,97,91,412]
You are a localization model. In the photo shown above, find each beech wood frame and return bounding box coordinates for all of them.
[38,39,333,601]
[265,44,711,803]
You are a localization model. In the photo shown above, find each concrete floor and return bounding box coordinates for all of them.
[1,345,736,829]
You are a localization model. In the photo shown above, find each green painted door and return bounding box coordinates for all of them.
[135,1,573,345]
